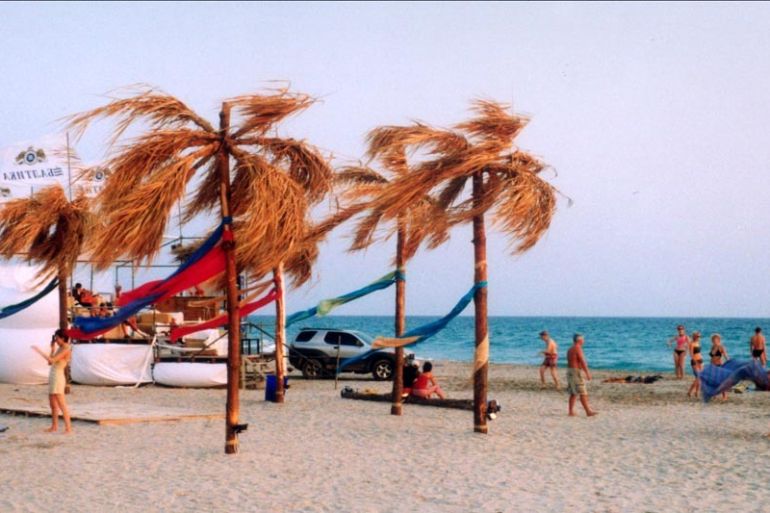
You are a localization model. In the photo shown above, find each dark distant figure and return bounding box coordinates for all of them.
[750,327,766,367]
[402,360,419,397]
[72,282,95,308]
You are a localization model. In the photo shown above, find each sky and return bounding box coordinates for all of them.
[1,2,770,318]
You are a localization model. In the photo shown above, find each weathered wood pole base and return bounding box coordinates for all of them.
[273,263,286,404]
[58,271,72,395]
[472,172,489,434]
[390,347,404,416]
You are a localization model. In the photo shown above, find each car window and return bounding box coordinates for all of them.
[295,330,317,343]
[324,332,360,346]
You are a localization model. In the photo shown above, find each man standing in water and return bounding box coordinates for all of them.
[567,334,598,417]
[750,327,766,367]
[538,331,560,389]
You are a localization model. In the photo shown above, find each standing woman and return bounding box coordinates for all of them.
[668,325,690,379]
[709,333,729,401]
[687,331,704,398]
[32,329,73,433]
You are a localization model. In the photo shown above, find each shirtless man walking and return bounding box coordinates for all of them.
[750,327,766,367]
[566,334,598,417]
[538,331,560,389]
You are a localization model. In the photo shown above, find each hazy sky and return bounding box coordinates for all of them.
[2,2,770,317]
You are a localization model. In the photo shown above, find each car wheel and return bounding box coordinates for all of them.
[302,359,324,379]
[371,359,394,381]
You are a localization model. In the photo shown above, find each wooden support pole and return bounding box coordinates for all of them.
[472,172,489,434]
[58,268,71,395]
[390,220,406,416]
[219,103,242,454]
[273,262,286,403]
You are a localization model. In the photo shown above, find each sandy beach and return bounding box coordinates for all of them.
[2,361,769,513]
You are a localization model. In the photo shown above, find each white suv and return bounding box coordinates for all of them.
[288,328,413,380]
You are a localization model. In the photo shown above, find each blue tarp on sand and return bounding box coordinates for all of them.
[699,359,769,402]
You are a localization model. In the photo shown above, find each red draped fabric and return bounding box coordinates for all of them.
[169,288,278,340]
[118,246,226,306]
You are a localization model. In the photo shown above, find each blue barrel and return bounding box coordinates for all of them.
[265,375,277,402]
[265,375,289,402]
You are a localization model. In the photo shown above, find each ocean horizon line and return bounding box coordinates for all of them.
[249,313,770,321]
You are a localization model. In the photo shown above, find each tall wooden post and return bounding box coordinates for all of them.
[273,262,286,403]
[58,270,68,331]
[390,220,406,415]
[218,103,242,454]
[472,172,489,434]
[58,269,71,395]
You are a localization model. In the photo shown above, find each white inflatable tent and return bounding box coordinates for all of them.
[0,264,59,385]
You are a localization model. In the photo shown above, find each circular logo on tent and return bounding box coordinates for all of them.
[15,147,47,166]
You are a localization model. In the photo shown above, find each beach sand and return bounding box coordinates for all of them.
[2,361,770,513]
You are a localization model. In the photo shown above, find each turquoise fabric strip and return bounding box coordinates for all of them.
[0,277,59,320]
[286,271,400,327]
[338,281,487,372]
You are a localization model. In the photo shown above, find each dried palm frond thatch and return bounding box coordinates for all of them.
[0,185,93,283]
[68,87,334,283]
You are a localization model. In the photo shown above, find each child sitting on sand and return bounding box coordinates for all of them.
[566,334,598,417]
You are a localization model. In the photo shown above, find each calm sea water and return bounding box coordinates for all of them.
[246,315,769,372]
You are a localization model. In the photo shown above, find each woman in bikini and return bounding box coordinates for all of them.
[410,361,446,400]
[668,325,690,379]
[709,333,729,401]
[32,329,73,434]
[687,331,704,398]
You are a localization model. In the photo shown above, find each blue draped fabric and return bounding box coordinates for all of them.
[699,359,770,402]
[285,270,402,327]
[73,292,162,334]
[0,277,59,320]
[338,281,487,372]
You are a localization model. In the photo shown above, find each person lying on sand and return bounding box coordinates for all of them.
[566,334,598,417]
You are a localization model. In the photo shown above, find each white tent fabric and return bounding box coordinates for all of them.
[182,328,227,356]
[153,362,227,388]
[71,344,153,386]
[0,328,57,384]
[0,265,59,330]
[0,263,59,384]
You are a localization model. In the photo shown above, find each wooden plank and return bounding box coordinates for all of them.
[341,390,475,411]
[0,402,224,425]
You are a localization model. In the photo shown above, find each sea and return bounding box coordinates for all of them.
[246,315,769,372]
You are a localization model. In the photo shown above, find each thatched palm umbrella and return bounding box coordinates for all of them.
[365,101,557,433]
[68,87,333,453]
[330,126,452,415]
[0,185,92,331]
